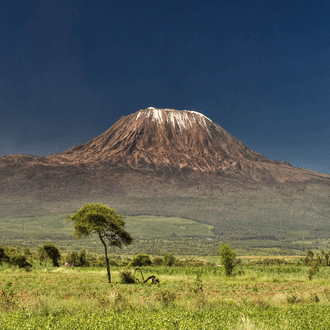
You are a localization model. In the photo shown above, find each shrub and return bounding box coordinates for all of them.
[152,257,163,266]
[9,255,32,270]
[109,259,119,267]
[163,253,175,266]
[129,254,152,267]
[119,269,136,284]
[0,246,9,265]
[119,260,130,267]
[308,260,319,280]
[157,288,176,306]
[219,244,236,276]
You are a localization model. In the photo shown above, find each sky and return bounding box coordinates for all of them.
[1,0,329,174]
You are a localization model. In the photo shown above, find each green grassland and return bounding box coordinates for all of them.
[1,264,330,329]
[125,215,214,238]
[1,211,330,256]
[0,214,219,255]
[0,214,213,238]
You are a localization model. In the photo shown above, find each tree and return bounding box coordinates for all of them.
[219,244,236,276]
[43,244,61,267]
[68,203,133,283]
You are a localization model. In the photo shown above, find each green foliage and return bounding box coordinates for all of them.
[68,204,133,248]
[193,272,203,294]
[23,247,31,257]
[219,244,236,276]
[119,269,136,284]
[304,250,314,266]
[9,255,32,270]
[42,244,61,267]
[157,289,176,307]
[152,257,164,266]
[163,253,175,266]
[129,254,152,267]
[68,203,133,283]
[308,260,320,280]
[0,246,9,265]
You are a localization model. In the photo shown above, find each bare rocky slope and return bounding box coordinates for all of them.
[1,108,329,236]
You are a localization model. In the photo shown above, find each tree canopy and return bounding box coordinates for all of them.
[68,203,133,283]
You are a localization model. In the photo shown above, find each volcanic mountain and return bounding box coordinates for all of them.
[1,107,329,237]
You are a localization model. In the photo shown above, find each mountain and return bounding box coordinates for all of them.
[1,107,329,238]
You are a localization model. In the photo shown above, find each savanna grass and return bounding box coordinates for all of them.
[1,264,330,329]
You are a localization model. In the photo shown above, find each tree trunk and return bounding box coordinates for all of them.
[99,233,111,283]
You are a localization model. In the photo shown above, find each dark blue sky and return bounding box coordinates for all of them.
[1,0,329,174]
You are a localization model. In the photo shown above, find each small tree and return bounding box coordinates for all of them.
[68,203,133,283]
[219,244,236,276]
[43,244,61,267]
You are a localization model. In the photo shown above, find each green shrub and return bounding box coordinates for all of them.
[157,288,176,306]
[129,254,152,267]
[9,255,32,270]
[152,257,163,266]
[219,244,236,276]
[163,253,175,266]
[119,260,130,267]
[0,246,9,265]
[109,259,119,267]
[119,269,136,284]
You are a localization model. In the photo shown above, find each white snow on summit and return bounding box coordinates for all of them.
[135,108,212,134]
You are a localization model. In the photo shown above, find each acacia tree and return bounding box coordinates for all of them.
[68,203,133,283]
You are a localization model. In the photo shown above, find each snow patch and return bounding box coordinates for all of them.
[189,111,212,122]
[136,108,212,135]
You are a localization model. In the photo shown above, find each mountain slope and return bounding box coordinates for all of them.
[0,107,329,239]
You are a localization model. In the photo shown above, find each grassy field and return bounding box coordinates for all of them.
[2,212,329,256]
[0,214,213,239]
[1,263,330,329]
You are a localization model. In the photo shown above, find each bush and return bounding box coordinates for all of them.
[119,260,130,267]
[157,288,176,306]
[129,254,152,267]
[163,253,175,266]
[9,255,32,270]
[219,244,236,276]
[152,257,163,266]
[119,269,136,284]
[0,246,9,265]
